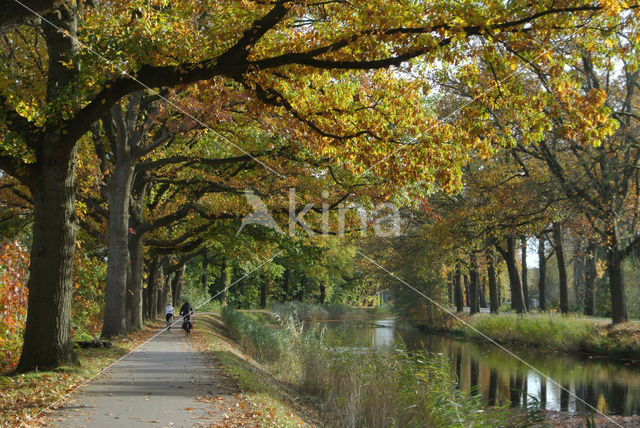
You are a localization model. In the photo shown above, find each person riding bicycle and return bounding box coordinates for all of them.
[180,300,194,336]
[165,302,175,331]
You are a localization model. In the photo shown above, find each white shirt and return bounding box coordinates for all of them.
[165,305,175,315]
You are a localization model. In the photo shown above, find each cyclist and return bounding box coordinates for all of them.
[165,302,175,331]
[180,300,194,337]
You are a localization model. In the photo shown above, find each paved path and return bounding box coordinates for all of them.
[44,329,240,427]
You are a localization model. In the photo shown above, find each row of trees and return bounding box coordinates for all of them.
[1,0,638,372]
[371,30,640,322]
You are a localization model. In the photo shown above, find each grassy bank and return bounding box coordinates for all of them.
[220,307,536,427]
[270,302,392,323]
[455,313,640,360]
[0,326,156,426]
[192,313,320,427]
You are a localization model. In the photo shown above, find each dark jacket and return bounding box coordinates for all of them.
[180,302,193,319]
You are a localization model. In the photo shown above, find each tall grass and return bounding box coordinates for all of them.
[221,306,285,361]
[221,308,531,427]
[465,313,595,352]
[270,302,390,322]
[464,313,640,359]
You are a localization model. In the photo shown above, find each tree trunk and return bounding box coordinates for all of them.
[463,274,470,307]
[126,174,148,328]
[158,268,168,316]
[454,264,464,312]
[282,268,291,301]
[479,275,487,308]
[160,273,170,313]
[487,254,499,314]
[126,232,143,331]
[553,223,569,314]
[501,236,526,314]
[469,254,479,315]
[584,239,597,316]
[573,241,585,311]
[145,257,160,320]
[171,265,185,307]
[606,228,628,323]
[538,236,547,311]
[447,272,453,305]
[102,155,134,337]
[17,146,78,372]
[17,5,80,372]
[319,281,326,304]
[217,259,229,305]
[297,275,306,301]
[521,238,529,311]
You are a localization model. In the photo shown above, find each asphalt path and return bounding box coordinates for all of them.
[43,327,240,427]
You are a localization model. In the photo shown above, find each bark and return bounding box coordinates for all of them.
[125,174,148,330]
[537,236,547,311]
[282,268,291,301]
[454,264,464,313]
[217,259,229,305]
[607,229,628,323]
[584,239,597,316]
[126,232,143,331]
[500,236,526,314]
[553,223,569,314]
[469,254,479,314]
[319,281,326,305]
[0,0,59,32]
[145,256,160,320]
[573,241,585,311]
[158,269,169,315]
[17,3,79,373]
[487,254,499,314]
[521,238,529,311]
[297,275,306,301]
[102,143,135,337]
[160,273,170,313]
[17,146,78,371]
[479,275,487,308]
[102,93,148,337]
[171,265,186,307]
[463,274,470,307]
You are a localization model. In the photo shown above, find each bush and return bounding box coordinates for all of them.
[0,241,29,372]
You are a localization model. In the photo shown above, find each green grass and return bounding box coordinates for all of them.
[462,313,640,359]
[464,313,595,351]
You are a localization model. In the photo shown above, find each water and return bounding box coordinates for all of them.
[312,317,640,416]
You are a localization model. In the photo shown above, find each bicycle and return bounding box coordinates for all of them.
[182,316,193,337]
[165,313,174,331]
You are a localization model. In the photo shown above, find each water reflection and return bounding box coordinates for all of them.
[312,318,640,416]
